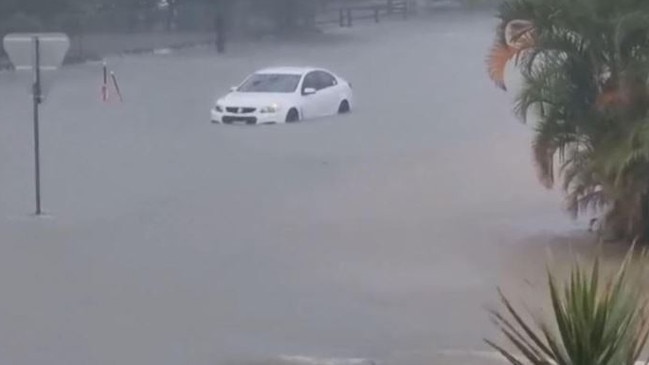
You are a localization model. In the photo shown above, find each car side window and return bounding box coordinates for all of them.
[317,72,337,90]
[302,72,319,92]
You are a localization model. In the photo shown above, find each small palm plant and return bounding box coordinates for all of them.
[487,249,649,365]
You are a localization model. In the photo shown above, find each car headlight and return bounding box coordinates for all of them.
[215,104,224,112]
[259,104,280,113]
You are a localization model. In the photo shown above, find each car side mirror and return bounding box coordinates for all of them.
[230,86,238,92]
[303,87,317,95]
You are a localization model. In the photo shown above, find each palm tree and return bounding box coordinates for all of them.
[487,0,649,241]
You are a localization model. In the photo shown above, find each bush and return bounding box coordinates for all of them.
[487,248,649,365]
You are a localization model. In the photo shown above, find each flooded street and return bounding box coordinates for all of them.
[0,11,591,365]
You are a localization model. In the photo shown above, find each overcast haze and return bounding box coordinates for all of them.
[0,9,590,365]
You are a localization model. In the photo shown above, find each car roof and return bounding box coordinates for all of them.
[255,66,324,75]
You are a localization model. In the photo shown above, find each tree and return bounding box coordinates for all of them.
[165,0,178,31]
[487,0,649,241]
[247,0,318,33]
[0,0,71,20]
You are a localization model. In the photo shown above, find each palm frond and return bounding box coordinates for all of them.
[490,0,649,240]
[487,248,649,365]
[487,41,519,91]
[487,20,536,91]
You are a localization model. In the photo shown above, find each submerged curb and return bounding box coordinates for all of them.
[278,356,376,365]
[439,350,649,365]
[0,40,211,72]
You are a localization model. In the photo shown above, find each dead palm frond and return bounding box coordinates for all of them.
[487,20,535,90]
[487,43,519,91]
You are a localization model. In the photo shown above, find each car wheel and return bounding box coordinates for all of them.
[286,108,300,123]
[338,100,350,114]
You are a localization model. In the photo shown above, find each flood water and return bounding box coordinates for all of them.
[0,11,596,365]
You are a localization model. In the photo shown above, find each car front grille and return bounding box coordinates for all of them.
[222,116,257,124]
[226,107,256,114]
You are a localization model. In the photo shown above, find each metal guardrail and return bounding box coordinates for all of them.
[315,0,412,27]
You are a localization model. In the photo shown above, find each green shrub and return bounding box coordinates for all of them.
[487,248,649,365]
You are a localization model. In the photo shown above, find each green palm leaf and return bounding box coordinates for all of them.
[487,248,649,365]
[488,0,649,241]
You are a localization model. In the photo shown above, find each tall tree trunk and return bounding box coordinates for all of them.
[272,0,293,33]
[166,0,177,31]
[215,0,232,53]
[639,194,649,242]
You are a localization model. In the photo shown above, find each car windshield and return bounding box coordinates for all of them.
[237,73,301,93]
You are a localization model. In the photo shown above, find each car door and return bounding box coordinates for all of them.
[300,71,327,119]
[315,71,342,116]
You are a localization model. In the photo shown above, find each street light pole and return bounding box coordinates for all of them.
[32,36,42,215]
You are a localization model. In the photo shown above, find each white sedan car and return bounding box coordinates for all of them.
[211,67,353,125]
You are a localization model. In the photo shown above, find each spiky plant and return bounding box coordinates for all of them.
[486,250,649,365]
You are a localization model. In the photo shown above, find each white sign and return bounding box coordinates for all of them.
[3,33,70,71]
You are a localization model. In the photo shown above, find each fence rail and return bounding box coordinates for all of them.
[316,0,413,27]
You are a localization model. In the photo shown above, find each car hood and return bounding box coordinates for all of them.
[218,92,295,107]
